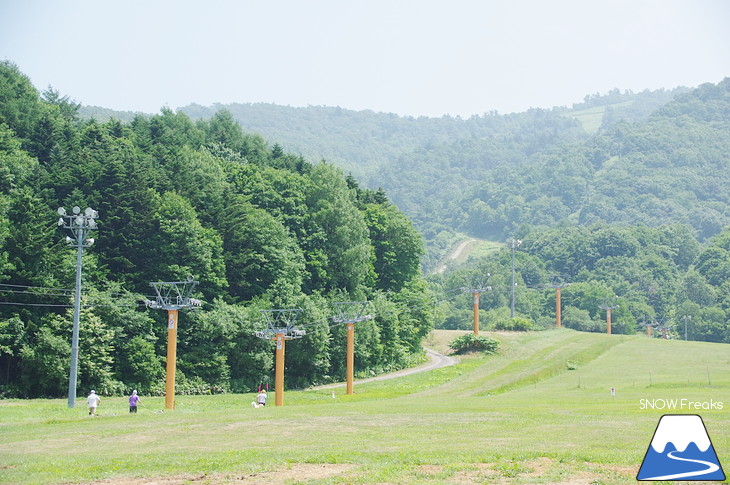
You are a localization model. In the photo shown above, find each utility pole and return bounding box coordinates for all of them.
[599,299,619,335]
[255,309,305,406]
[461,275,490,335]
[57,206,99,409]
[332,302,372,395]
[144,278,202,410]
[550,275,569,328]
[508,238,522,318]
[682,315,692,340]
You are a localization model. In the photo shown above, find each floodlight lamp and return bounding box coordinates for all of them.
[66,236,73,244]
[84,207,93,216]
[75,216,84,225]
[57,207,66,216]
[72,206,81,214]
[86,238,94,246]
[58,217,64,226]
[88,219,97,229]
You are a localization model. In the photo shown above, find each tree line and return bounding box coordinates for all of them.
[430,222,730,344]
[0,61,432,398]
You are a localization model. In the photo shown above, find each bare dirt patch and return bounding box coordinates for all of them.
[72,459,637,484]
[75,463,356,484]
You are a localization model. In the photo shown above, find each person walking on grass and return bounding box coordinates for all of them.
[87,390,101,416]
[256,389,267,407]
[129,390,142,413]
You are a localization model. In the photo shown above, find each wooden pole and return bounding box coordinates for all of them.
[165,309,178,409]
[472,292,480,335]
[606,309,612,335]
[555,287,562,328]
[346,323,355,395]
[275,333,285,406]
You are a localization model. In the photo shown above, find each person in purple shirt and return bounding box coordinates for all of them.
[129,390,142,413]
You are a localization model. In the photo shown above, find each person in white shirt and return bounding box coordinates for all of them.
[87,390,101,416]
[256,390,267,407]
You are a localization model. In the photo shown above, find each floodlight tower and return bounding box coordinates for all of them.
[57,206,98,408]
[332,302,372,395]
[508,238,522,318]
[461,275,490,335]
[550,275,569,328]
[255,309,305,406]
[144,278,202,409]
[598,299,619,335]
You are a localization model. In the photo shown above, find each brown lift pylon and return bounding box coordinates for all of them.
[255,309,305,406]
[550,275,570,328]
[332,302,372,395]
[461,275,490,335]
[144,278,202,410]
[640,316,656,337]
[599,299,619,335]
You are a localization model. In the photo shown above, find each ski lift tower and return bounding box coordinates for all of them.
[461,276,490,335]
[640,315,657,337]
[508,238,522,318]
[255,309,305,406]
[145,278,202,409]
[332,302,372,395]
[550,275,570,328]
[655,318,672,340]
[599,298,619,335]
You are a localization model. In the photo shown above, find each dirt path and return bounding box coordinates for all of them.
[309,348,458,391]
[433,238,476,274]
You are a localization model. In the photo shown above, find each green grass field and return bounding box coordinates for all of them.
[1,329,728,484]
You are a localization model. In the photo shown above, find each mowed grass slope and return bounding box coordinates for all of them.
[1,329,728,484]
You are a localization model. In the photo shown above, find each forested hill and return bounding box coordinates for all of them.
[383,79,730,251]
[0,61,432,398]
[170,82,728,266]
[80,86,686,179]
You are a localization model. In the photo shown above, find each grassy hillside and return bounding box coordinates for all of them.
[431,237,502,274]
[1,329,728,484]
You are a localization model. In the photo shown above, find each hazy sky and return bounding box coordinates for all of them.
[1,0,728,118]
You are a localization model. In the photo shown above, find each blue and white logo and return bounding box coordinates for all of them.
[637,414,725,481]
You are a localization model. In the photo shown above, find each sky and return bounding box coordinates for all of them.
[1,0,729,118]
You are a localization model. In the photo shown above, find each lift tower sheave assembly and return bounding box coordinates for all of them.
[255,309,305,406]
[332,302,372,395]
[144,278,202,409]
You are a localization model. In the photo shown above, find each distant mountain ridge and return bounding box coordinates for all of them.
[80,86,686,178]
[79,81,729,258]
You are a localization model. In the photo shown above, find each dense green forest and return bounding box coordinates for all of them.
[0,61,432,398]
[85,85,705,267]
[157,80,730,347]
[430,222,730,344]
[5,59,730,398]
